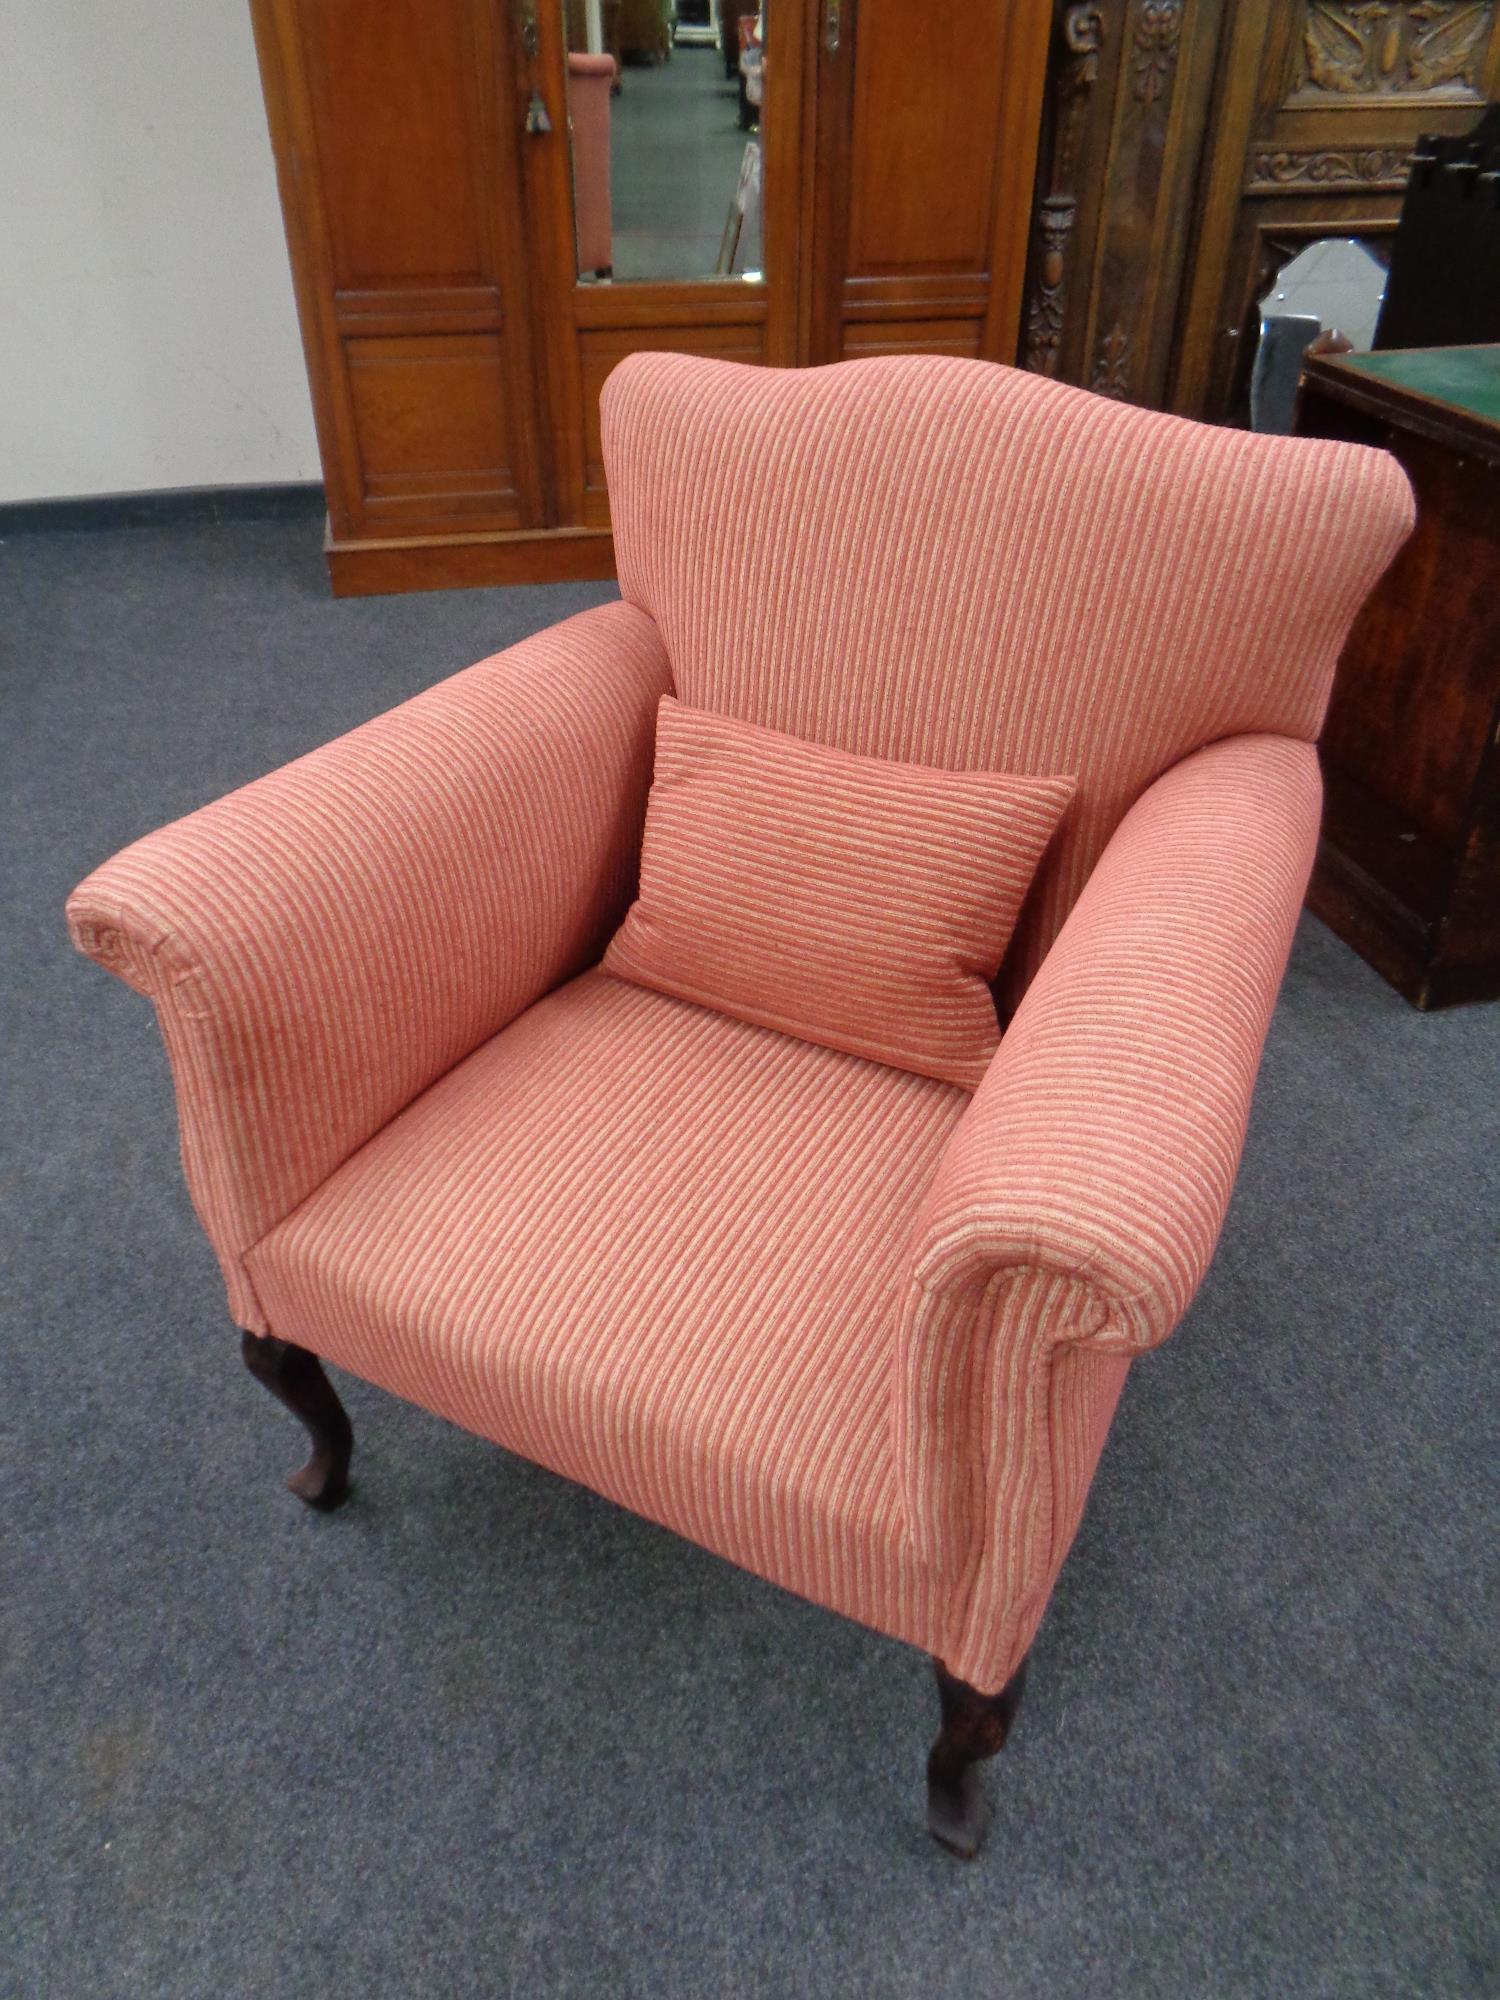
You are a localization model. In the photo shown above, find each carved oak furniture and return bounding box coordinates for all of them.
[1021,0,1500,421]
[1297,343,1500,1007]
[67,354,1411,1856]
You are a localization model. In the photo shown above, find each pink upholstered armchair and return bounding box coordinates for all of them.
[67,356,1411,1858]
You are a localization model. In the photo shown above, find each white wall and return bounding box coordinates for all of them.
[0,1,320,502]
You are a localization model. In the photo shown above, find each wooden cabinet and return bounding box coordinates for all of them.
[250,0,1052,594]
[1019,1,1500,420]
[1297,347,1500,1009]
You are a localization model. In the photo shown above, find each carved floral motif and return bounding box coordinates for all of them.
[1247,146,1414,191]
[1299,1,1491,98]
[1409,0,1492,83]
[1091,325,1132,398]
[1133,0,1184,104]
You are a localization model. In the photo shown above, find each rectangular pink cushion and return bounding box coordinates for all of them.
[602,698,1075,1089]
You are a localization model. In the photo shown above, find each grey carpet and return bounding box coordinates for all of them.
[608,45,756,282]
[1,514,1495,2000]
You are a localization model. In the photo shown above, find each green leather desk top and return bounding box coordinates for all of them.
[1338,346,1500,430]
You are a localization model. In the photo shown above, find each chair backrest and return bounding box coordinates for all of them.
[601,352,1412,994]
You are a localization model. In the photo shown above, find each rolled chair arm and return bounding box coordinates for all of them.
[66,601,673,1330]
[895,732,1323,1687]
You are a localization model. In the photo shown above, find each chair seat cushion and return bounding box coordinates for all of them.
[246,970,966,1649]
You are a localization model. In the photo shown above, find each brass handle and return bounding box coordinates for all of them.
[517,0,546,130]
[824,0,841,55]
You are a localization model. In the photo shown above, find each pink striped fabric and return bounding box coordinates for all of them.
[603,697,1074,1088]
[67,355,1415,1701]
[245,970,967,1653]
[66,603,672,1328]
[602,352,1414,1002]
[899,734,1324,1685]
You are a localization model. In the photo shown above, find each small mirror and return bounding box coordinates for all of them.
[562,1,766,284]
[1251,237,1387,434]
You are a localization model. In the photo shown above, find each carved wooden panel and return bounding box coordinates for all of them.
[1245,145,1415,191]
[1020,0,1220,408]
[1132,0,1186,104]
[1022,5,1104,379]
[1023,0,1500,423]
[1291,2,1494,105]
[1179,0,1500,417]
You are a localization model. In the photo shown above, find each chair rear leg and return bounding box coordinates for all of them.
[241,1331,353,1511]
[926,1654,1029,1859]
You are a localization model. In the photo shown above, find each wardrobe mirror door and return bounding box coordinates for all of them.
[560,0,767,282]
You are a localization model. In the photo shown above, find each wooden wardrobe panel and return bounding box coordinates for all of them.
[845,0,1011,277]
[577,322,766,525]
[842,318,984,357]
[296,0,496,291]
[808,0,1051,365]
[254,0,545,542]
[346,335,523,524]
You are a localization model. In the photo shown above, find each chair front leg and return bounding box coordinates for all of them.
[241,1332,353,1511]
[926,1654,1029,1859]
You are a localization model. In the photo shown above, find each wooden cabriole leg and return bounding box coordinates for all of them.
[241,1331,353,1511]
[926,1654,1029,1860]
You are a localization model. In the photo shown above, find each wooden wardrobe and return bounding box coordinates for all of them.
[250,0,1052,595]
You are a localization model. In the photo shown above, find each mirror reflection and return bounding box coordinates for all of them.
[1250,237,1387,434]
[563,1,765,284]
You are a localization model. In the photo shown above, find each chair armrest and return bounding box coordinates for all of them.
[66,600,672,1330]
[895,733,1321,1685]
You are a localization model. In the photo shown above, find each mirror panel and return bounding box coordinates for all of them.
[562,0,765,283]
[1250,237,1388,434]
